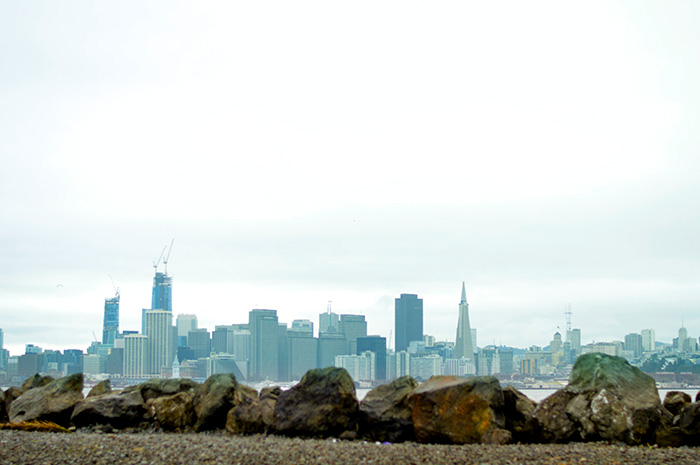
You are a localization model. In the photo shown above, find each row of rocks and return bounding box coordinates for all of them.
[2,354,700,446]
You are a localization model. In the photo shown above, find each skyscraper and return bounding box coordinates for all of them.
[102,291,120,346]
[151,272,173,312]
[340,314,367,354]
[641,329,655,352]
[144,309,174,375]
[357,335,387,380]
[176,314,198,347]
[249,309,279,381]
[124,334,149,378]
[454,282,475,361]
[395,294,423,352]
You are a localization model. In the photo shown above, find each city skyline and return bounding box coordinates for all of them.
[2,2,700,356]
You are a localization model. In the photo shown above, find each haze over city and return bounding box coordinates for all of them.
[2,1,700,356]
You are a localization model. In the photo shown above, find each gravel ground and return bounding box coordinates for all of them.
[2,431,700,465]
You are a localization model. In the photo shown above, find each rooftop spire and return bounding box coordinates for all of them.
[461,281,467,303]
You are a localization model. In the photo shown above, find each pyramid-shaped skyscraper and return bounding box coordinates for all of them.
[454,282,475,360]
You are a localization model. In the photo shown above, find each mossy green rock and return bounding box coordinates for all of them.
[9,373,84,427]
[535,353,662,445]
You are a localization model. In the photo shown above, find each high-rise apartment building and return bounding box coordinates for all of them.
[641,329,655,352]
[340,314,367,354]
[102,291,120,346]
[144,309,174,375]
[624,333,643,358]
[249,309,279,381]
[395,293,423,352]
[124,334,149,378]
[454,283,475,360]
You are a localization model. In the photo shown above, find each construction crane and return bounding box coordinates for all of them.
[153,245,167,273]
[109,274,120,298]
[163,238,175,275]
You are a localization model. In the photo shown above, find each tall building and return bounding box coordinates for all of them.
[249,309,279,381]
[340,314,367,354]
[641,329,655,352]
[0,327,3,349]
[288,329,318,380]
[188,328,212,359]
[318,332,347,368]
[357,335,386,380]
[212,325,235,354]
[176,314,198,346]
[102,291,120,346]
[124,334,149,378]
[319,304,340,334]
[571,328,582,354]
[624,333,643,358]
[454,282,475,360]
[144,309,174,374]
[151,271,172,312]
[395,293,423,352]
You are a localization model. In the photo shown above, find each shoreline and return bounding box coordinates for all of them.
[2,430,700,465]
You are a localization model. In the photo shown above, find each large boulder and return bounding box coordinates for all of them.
[147,391,197,431]
[71,388,148,429]
[194,374,252,431]
[407,375,506,444]
[359,376,418,443]
[22,374,54,390]
[503,385,538,443]
[3,387,24,421]
[123,378,200,402]
[226,386,278,435]
[72,378,201,430]
[9,373,84,427]
[273,367,359,438]
[533,353,662,445]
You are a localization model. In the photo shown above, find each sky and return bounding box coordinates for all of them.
[1,1,700,357]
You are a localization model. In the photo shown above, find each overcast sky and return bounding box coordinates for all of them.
[1,1,699,357]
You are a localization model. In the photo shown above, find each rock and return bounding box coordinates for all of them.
[147,391,197,431]
[677,402,700,436]
[3,387,24,420]
[123,378,200,402]
[21,374,54,391]
[503,385,538,443]
[88,380,113,398]
[359,376,418,443]
[534,353,662,445]
[533,389,581,443]
[0,388,6,422]
[9,373,84,427]
[407,375,505,444]
[664,391,691,418]
[194,374,248,431]
[225,385,275,435]
[273,367,359,438]
[71,389,148,429]
[480,427,512,444]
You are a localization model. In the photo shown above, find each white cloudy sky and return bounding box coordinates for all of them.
[1,1,699,356]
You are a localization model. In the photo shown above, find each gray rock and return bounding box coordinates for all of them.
[71,388,148,429]
[534,353,662,445]
[123,378,200,402]
[407,375,505,444]
[3,387,24,421]
[21,374,54,391]
[273,367,359,438]
[9,373,84,427]
[359,376,418,443]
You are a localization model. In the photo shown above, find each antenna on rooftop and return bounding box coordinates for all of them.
[327,301,332,314]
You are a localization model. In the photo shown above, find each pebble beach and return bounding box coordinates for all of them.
[2,431,700,465]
